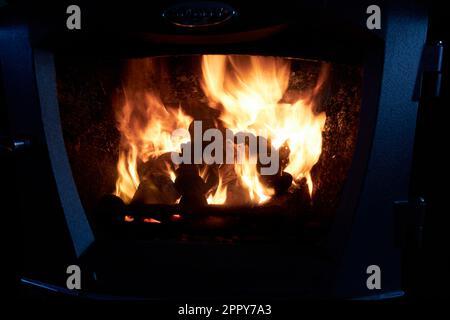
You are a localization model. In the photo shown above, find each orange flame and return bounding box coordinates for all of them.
[234,160,274,204]
[114,66,192,203]
[199,166,228,204]
[207,173,228,204]
[201,55,326,197]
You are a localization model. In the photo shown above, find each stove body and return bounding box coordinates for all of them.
[0,0,428,299]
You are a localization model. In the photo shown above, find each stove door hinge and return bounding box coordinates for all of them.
[416,41,444,100]
[394,197,426,250]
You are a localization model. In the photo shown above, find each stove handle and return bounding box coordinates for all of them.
[0,137,31,156]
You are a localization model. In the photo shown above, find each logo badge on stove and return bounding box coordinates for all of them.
[162,1,237,28]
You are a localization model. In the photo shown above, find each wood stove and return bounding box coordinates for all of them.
[1,0,429,299]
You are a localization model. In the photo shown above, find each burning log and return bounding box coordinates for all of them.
[263,174,311,212]
[138,152,174,180]
[278,142,290,172]
[118,202,305,242]
[131,152,180,205]
[201,164,220,195]
[259,171,293,196]
[296,177,312,207]
[188,118,217,140]
[274,171,293,195]
[174,164,208,207]
[131,175,179,205]
[256,137,292,195]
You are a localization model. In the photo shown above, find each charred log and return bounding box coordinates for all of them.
[174,164,208,207]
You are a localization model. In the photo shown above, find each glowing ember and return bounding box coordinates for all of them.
[170,214,182,221]
[143,218,161,224]
[124,215,135,222]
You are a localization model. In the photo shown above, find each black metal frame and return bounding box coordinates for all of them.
[1,0,428,299]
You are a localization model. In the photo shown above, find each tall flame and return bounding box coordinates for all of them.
[235,160,274,203]
[207,174,228,205]
[201,55,326,196]
[200,166,228,204]
[115,85,192,203]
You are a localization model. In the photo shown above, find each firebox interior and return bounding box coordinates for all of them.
[56,54,361,242]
